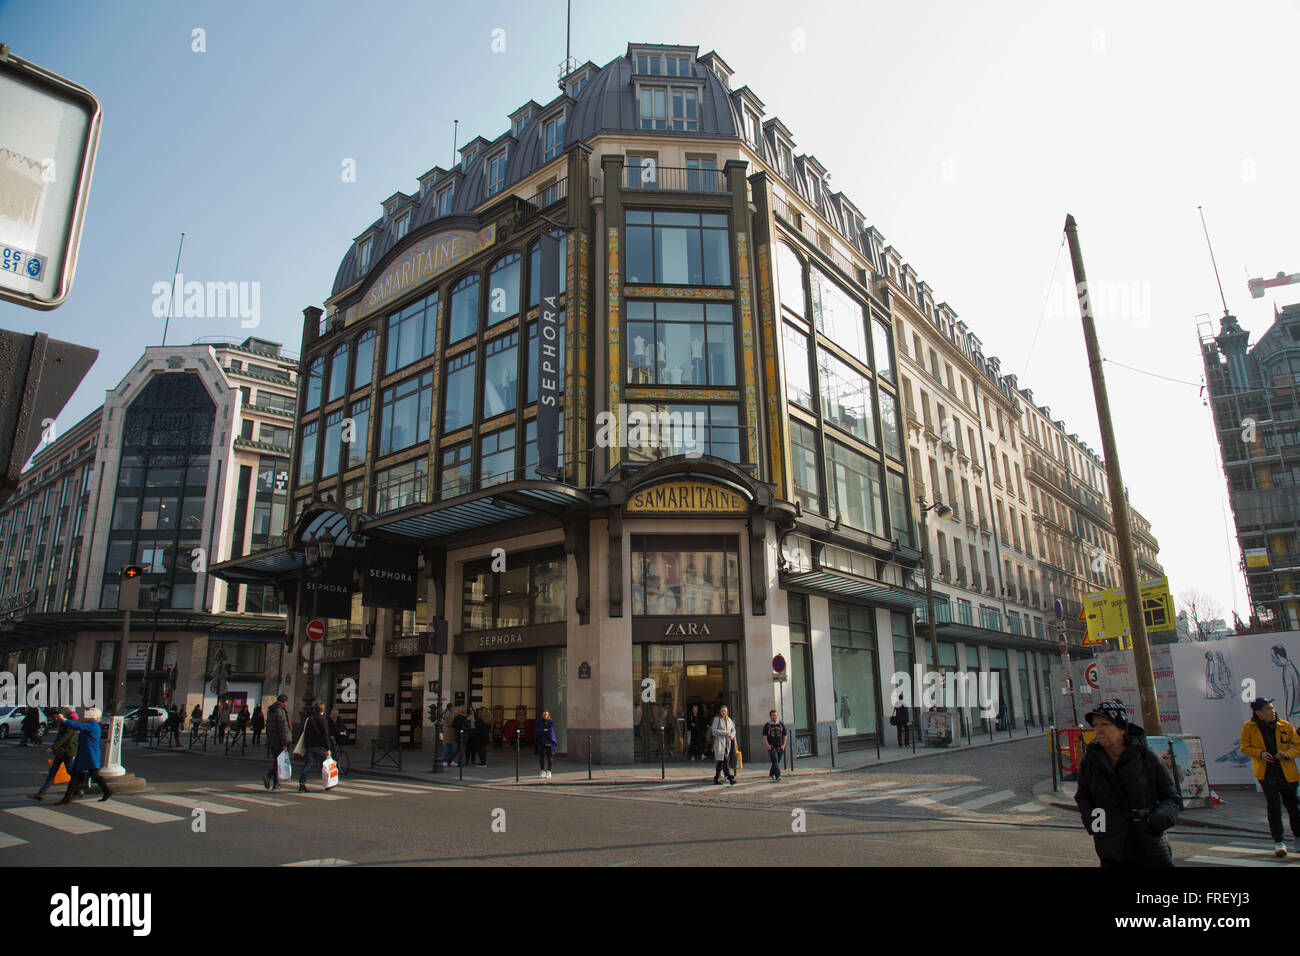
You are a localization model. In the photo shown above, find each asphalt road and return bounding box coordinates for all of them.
[0,737,1286,868]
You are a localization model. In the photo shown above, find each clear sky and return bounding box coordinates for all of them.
[2,0,1297,622]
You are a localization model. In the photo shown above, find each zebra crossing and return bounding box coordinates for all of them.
[1182,839,1300,868]
[612,775,1050,820]
[0,778,451,849]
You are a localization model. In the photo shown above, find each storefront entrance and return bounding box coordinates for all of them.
[632,642,741,762]
[398,660,424,748]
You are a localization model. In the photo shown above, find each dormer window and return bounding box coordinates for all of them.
[486,150,508,197]
[747,111,761,145]
[394,213,410,240]
[635,53,691,76]
[356,237,372,275]
[463,148,479,172]
[438,184,455,216]
[569,74,587,97]
[639,88,666,130]
[544,112,565,161]
[778,142,794,178]
[512,113,530,137]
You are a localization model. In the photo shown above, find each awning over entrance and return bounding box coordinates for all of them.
[360,481,589,541]
[211,504,374,585]
[0,611,285,642]
[780,570,930,611]
[922,620,1057,652]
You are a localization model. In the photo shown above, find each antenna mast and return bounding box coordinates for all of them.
[1198,205,1230,319]
[162,232,184,346]
[451,119,459,170]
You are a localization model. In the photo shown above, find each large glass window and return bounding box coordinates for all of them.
[818,348,875,443]
[826,440,884,535]
[523,414,564,478]
[872,317,895,382]
[777,243,807,317]
[375,458,427,513]
[479,427,516,487]
[346,398,369,469]
[487,254,521,326]
[810,267,867,364]
[790,420,822,514]
[483,332,519,418]
[623,403,741,462]
[879,390,902,461]
[443,351,476,433]
[887,470,912,547]
[297,421,318,486]
[461,548,566,631]
[321,409,343,478]
[543,114,564,161]
[631,535,738,615]
[327,345,349,403]
[378,371,433,457]
[783,323,812,409]
[626,301,735,386]
[527,235,568,306]
[353,329,376,390]
[830,601,880,740]
[449,275,480,344]
[625,210,730,286]
[385,291,439,374]
[304,358,324,412]
[440,442,472,498]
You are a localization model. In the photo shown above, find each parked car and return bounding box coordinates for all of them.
[122,706,169,735]
[0,705,49,740]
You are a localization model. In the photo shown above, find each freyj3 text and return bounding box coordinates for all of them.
[890,667,1001,718]
[151,273,260,328]
[50,886,151,936]
[0,669,104,709]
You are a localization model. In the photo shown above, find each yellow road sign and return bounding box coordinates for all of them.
[1083,577,1174,644]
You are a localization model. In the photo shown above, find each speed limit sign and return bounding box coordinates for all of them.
[1084,661,1099,690]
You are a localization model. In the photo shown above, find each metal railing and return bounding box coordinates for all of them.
[516,177,568,223]
[622,164,729,193]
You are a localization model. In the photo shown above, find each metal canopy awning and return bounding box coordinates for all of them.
[0,611,285,642]
[211,505,375,584]
[360,481,589,542]
[781,570,929,610]
[925,620,1056,652]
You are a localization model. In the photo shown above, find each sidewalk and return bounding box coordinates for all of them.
[1033,778,1268,835]
[133,726,1047,787]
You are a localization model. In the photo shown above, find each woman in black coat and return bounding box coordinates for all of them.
[473,707,491,766]
[1075,699,1181,867]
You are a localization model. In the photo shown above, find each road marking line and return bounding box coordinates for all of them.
[1207,844,1295,856]
[0,831,29,848]
[4,807,112,834]
[135,794,245,814]
[333,784,394,796]
[194,789,291,807]
[343,780,446,793]
[849,785,955,804]
[80,801,185,824]
[801,782,903,802]
[1006,802,1046,813]
[901,785,986,807]
[1185,855,1300,867]
[281,858,355,866]
[951,789,1016,811]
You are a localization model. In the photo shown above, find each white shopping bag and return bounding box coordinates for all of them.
[276,749,292,781]
[321,755,339,790]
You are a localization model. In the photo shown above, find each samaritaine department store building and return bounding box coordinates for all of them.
[214,43,1058,762]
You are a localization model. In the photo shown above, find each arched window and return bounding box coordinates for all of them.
[449,274,480,344]
[327,344,348,403]
[487,253,521,326]
[353,328,376,390]
[304,357,324,411]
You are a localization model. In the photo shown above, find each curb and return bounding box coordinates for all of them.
[1032,778,1268,835]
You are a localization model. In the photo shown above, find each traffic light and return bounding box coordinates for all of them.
[118,565,145,611]
[428,704,438,722]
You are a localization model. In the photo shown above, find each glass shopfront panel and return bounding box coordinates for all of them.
[829,601,880,745]
[632,642,741,763]
[631,535,739,616]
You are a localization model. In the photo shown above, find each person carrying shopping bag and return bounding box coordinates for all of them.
[29,709,78,801]
[711,705,737,785]
[58,707,111,804]
[262,693,292,791]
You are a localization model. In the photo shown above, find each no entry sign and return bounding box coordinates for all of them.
[306,619,325,642]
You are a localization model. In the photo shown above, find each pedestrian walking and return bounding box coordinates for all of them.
[442,705,459,766]
[891,700,910,748]
[58,707,111,804]
[262,693,292,791]
[250,704,265,746]
[451,706,468,767]
[762,709,787,781]
[536,709,558,779]
[298,701,336,792]
[29,709,79,801]
[408,705,421,749]
[463,706,476,764]
[329,708,348,747]
[209,705,221,742]
[1240,696,1300,856]
[686,704,708,761]
[1075,699,1180,867]
[474,707,490,766]
[191,703,203,736]
[19,705,41,747]
[710,705,737,785]
[165,706,181,746]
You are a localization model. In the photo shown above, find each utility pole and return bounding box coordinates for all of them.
[1063,214,1159,732]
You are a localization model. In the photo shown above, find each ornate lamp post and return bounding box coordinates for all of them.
[302,530,335,717]
[136,581,171,741]
[917,496,953,709]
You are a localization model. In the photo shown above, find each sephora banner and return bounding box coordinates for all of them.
[300,560,355,619]
[1169,631,1300,785]
[362,542,418,611]
[535,230,562,477]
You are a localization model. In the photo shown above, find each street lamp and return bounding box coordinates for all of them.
[303,529,336,717]
[137,581,171,741]
[917,496,953,711]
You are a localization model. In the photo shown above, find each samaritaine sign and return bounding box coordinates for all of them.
[626,479,748,515]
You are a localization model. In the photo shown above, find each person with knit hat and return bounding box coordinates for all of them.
[1240,696,1300,857]
[1075,699,1181,866]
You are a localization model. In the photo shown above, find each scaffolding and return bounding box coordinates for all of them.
[1198,315,1300,630]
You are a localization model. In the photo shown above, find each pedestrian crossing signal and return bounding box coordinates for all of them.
[122,565,144,578]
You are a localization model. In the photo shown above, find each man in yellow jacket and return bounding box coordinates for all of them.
[1240,696,1300,857]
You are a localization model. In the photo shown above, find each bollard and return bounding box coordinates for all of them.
[659,725,666,781]
[876,735,880,760]
[1049,726,1058,792]
[965,716,972,746]
[1006,718,1013,741]
[458,729,464,781]
[587,734,592,780]
[912,721,917,753]
[515,724,520,783]
[828,726,836,768]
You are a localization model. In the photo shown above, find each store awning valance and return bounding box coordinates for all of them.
[360,481,589,542]
[780,570,929,610]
